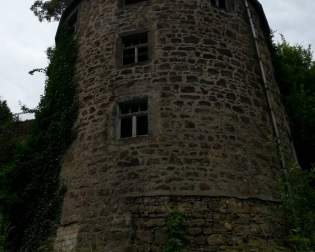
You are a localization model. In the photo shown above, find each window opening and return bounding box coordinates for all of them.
[119,98,148,138]
[211,0,227,10]
[218,0,226,9]
[125,0,146,5]
[211,0,217,7]
[122,32,149,65]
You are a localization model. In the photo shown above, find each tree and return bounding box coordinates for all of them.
[271,37,315,252]
[30,0,70,22]
[0,100,13,124]
[0,100,15,165]
[0,99,15,251]
[281,165,315,251]
[272,37,315,169]
[4,26,77,251]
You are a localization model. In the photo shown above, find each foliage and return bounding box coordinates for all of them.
[272,36,315,251]
[28,68,47,76]
[164,211,188,252]
[0,25,77,251]
[0,101,13,124]
[234,240,288,252]
[272,36,315,169]
[30,0,70,22]
[0,100,16,252]
[0,101,16,165]
[281,165,315,251]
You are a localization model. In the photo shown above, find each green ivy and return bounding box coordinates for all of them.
[0,24,77,251]
[0,100,17,252]
[164,211,188,252]
[281,165,315,251]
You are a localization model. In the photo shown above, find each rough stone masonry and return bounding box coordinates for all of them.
[54,0,295,251]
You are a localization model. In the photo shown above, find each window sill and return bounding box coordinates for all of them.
[116,134,152,145]
[118,60,151,70]
[121,1,150,9]
[120,134,148,140]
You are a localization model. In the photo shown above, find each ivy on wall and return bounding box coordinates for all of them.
[164,211,188,252]
[0,25,78,251]
[281,166,315,251]
[0,100,17,252]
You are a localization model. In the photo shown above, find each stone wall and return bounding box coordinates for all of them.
[64,196,285,252]
[54,0,294,251]
[125,196,285,252]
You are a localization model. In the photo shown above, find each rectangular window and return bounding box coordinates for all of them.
[125,0,146,5]
[118,98,148,139]
[122,32,149,65]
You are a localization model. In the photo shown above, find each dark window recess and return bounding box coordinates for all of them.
[211,0,227,10]
[138,46,149,62]
[218,0,226,9]
[120,103,130,114]
[139,100,148,111]
[118,98,149,138]
[211,0,217,7]
[121,117,133,138]
[122,32,149,65]
[123,48,135,65]
[123,33,147,47]
[125,0,146,5]
[137,116,148,136]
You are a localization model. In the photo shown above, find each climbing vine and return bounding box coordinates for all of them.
[280,165,315,251]
[0,24,77,251]
[0,100,17,251]
[164,211,188,252]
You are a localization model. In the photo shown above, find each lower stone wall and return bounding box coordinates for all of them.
[59,196,287,251]
[123,196,286,252]
[54,224,80,252]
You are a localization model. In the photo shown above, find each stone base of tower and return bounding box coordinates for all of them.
[54,223,80,252]
[54,196,287,252]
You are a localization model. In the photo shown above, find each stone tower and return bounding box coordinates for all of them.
[54,0,294,251]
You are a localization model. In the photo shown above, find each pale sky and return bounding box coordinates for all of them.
[0,0,314,114]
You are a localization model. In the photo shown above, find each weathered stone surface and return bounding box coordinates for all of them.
[54,0,295,251]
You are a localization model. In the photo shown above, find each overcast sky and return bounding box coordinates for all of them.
[0,0,314,114]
